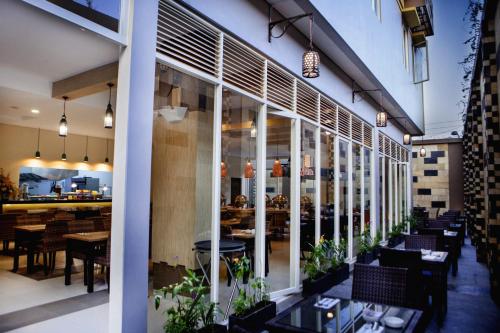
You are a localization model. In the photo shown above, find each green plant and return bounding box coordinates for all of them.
[303,239,329,280]
[154,270,218,333]
[233,256,270,316]
[406,214,418,230]
[388,223,403,239]
[326,238,347,270]
[372,230,382,249]
[358,229,372,255]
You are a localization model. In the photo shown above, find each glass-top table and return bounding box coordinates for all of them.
[266,295,422,333]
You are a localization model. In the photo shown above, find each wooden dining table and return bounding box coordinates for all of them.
[444,230,459,276]
[421,251,449,322]
[12,224,46,274]
[63,231,109,293]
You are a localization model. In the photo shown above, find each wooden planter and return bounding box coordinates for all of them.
[356,251,374,264]
[302,271,334,297]
[228,301,276,332]
[330,263,349,285]
[197,324,227,333]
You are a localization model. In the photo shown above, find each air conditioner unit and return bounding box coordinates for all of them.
[157,106,188,122]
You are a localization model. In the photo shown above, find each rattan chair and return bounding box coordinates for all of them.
[418,228,445,251]
[379,247,427,309]
[405,234,438,251]
[352,263,408,308]
[36,221,68,275]
[0,213,19,252]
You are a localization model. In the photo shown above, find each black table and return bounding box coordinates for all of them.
[266,295,423,333]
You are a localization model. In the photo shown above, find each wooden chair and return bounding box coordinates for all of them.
[405,234,438,251]
[87,217,111,231]
[67,220,95,234]
[36,221,68,275]
[0,213,19,252]
[352,264,408,308]
[95,237,111,290]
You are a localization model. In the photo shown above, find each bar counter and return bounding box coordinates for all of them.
[1,199,112,213]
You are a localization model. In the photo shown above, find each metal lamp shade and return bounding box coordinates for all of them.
[61,153,67,161]
[84,155,89,162]
[244,160,254,178]
[59,116,68,137]
[35,151,41,159]
[419,147,426,157]
[272,158,283,177]
[302,49,320,78]
[221,161,228,178]
[376,111,387,127]
[403,134,412,145]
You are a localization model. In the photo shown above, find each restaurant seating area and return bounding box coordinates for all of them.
[0,207,111,293]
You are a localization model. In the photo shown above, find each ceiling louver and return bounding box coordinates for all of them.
[320,96,337,131]
[296,81,319,122]
[267,62,294,110]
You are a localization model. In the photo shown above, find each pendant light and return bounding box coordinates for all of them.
[419,137,426,157]
[403,120,411,145]
[302,15,320,78]
[59,96,68,137]
[34,128,41,159]
[104,83,114,129]
[221,161,228,178]
[375,92,387,127]
[104,139,110,163]
[244,130,254,178]
[272,141,283,177]
[250,118,257,138]
[83,136,89,162]
[61,137,67,161]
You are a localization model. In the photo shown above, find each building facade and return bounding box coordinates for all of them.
[412,138,464,217]
[463,0,500,305]
[0,0,433,331]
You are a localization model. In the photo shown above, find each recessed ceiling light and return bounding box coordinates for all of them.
[31,109,40,114]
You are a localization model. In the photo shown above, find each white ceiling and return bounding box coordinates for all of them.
[0,0,120,138]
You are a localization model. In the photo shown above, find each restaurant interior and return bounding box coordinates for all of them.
[0,0,119,318]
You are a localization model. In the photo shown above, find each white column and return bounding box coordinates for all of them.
[255,103,267,278]
[290,118,301,288]
[314,126,321,244]
[334,135,340,245]
[109,1,158,332]
[347,141,353,260]
[370,148,376,239]
[360,146,365,234]
[388,160,393,232]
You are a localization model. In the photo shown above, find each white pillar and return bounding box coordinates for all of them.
[109,1,158,332]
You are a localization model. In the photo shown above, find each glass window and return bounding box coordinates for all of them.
[363,148,371,233]
[266,112,292,293]
[150,64,214,321]
[352,143,362,257]
[219,89,260,311]
[48,0,121,32]
[339,140,349,257]
[320,130,335,241]
[300,121,316,279]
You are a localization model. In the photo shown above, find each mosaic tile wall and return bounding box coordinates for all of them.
[463,10,500,304]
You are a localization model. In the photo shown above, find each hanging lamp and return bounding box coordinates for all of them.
[419,137,426,157]
[59,96,68,137]
[83,136,89,162]
[34,128,41,159]
[61,137,67,161]
[403,120,412,145]
[104,83,114,129]
[272,141,283,177]
[221,161,228,178]
[244,130,254,178]
[250,118,257,138]
[375,92,387,127]
[302,15,320,78]
[104,139,110,163]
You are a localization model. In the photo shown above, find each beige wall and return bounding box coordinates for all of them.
[0,123,113,186]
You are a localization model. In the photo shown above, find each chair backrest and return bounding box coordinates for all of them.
[379,247,423,308]
[405,234,437,251]
[352,264,408,307]
[429,220,450,229]
[54,211,75,221]
[67,220,95,234]
[16,214,42,226]
[42,220,68,251]
[418,228,445,250]
[0,213,19,240]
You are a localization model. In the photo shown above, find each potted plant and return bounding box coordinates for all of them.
[371,231,382,259]
[228,256,276,332]
[154,270,227,333]
[407,214,419,234]
[388,223,404,247]
[356,229,373,264]
[327,238,349,285]
[302,238,332,296]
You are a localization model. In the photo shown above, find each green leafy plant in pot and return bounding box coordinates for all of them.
[327,237,349,285]
[388,223,404,247]
[229,256,276,332]
[371,230,382,259]
[302,237,332,296]
[154,270,226,333]
[356,229,374,264]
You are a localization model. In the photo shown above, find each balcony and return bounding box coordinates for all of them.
[401,0,434,43]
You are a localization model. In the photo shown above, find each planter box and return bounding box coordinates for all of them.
[356,251,374,264]
[229,300,276,332]
[197,324,227,333]
[330,263,349,285]
[388,237,398,248]
[302,272,334,297]
[372,245,381,260]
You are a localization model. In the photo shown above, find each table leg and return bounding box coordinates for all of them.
[65,241,73,286]
[12,235,19,272]
[27,241,35,274]
[87,257,95,293]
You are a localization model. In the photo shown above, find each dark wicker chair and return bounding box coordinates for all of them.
[418,228,445,251]
[351,263,408,308]
[95,237,111,289]
[405,234,438,251]
[379,247,427,309]
[67,220,95,234]
[0,213,19,252]
[429,220,450,229]
[36,221,68,275]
